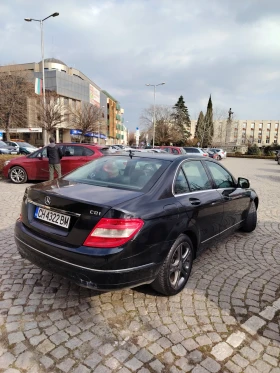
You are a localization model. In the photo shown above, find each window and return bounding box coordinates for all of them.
[267,123,271,129]
[174,169,190,194]
[172,148,179,155]
[206,162,235,189]
[259,123,263,129]
[274,139,277,144]
[242,123,247,128]
[182,161,212,192]
[63,145,94,156]
[275,123,279,129]
[258,139,261,143]
[251,123,255,129]
[266,139,270,144]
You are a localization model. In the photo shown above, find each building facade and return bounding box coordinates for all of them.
[190,119,280,147]
[0,59,126,145]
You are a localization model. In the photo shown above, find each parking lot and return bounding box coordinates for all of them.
[0,158,279,373]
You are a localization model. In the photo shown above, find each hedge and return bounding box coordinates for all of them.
[0,154,21,175]
[227,153,275,159]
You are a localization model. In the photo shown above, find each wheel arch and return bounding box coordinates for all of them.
[182,229,198,258]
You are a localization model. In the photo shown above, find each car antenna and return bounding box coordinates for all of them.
[129,150,134,159]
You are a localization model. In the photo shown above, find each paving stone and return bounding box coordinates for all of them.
[104,357,121,370]
[8,332,25,345]
[232,354,249,368]
[37,339,55,354]
[84,352,102,369]
[125,357,143,370]
[225,360,243,373]
[49,330,69,345]
[182,338,199,351]
[227,331,246,348]
[196,335,213,346]
[211,342,233,361]
[149,359,165,372]
[240,347,260,361]
[253,360,273,373]
[57,358,75,373]
[72,364,91,373]
[192,366,209,373]
[201,357,221,372]
[51,346,69,359]
[241,316,266,335]
[135,348,153,363]
[187,350,203,364]
[259,306,277,320]
[0,352,16,369]
[14,351,35,370]
[40,356,54,369]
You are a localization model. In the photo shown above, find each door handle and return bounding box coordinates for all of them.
[189,197,201,206]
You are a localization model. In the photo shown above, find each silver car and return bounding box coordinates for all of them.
[183,147,209,157]
[210,148,227,160]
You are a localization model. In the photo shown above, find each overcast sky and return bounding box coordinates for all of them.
[1,0,280,131]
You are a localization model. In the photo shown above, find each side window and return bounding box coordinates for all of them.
[162,147,170,153]
[206,162,235,189]
[174,168,190,194]
[186,148,194,153]
[182,161,212,191]
[172,148,179,155]
[193,149,200,153]
[83,147,94,156]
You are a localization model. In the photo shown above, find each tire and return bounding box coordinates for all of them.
[241,202,257,232]
[278,158,280,165]
[10,166,28,184]
[218,155,222,160]
[151,234,194,296]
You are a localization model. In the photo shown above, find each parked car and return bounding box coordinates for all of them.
[183,147,209,157]
[276,151,280,164]
[160,146,186,155]
[209,148,227,160]
[3,143,109,184]
[15,153,258,296]
[0,141,18,155]
[207,150,220,160]
[5,141,38,155]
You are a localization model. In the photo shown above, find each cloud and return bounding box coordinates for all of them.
[0,0,280,131]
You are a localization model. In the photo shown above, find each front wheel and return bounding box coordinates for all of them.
[241,202,257,232]
[10,166,28,184]
[151,234,194,296]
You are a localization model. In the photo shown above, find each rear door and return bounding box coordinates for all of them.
[61,145,91,174]
[204,161,250,232]
[174,160,224,247]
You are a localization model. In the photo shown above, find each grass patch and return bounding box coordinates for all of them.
[0,154,21,174]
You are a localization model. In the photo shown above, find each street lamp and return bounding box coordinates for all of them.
[145,82,165,148]
[24,12,59,145]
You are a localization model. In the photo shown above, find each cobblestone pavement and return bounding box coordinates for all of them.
[0,158,279,373]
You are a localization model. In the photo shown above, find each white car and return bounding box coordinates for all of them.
[210,148,227,160]
[183,147,209,157]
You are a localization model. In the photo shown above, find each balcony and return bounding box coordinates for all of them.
[116,114,121,121]
[116,103,121,111]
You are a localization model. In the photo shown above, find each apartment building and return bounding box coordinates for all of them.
[0,59,125,145]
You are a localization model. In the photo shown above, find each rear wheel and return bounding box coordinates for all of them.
[10,166,27,184]
[241,202,257,232]
[218,155,222,160]
[151,234,194,296]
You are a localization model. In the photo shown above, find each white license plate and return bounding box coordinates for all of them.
[11,152,17,154]
[35,207,70,228]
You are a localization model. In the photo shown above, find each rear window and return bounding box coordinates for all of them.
[64,156,170,191]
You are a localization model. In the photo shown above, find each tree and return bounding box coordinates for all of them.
[140,105,176,145]
[203,95,214,146]
[128,132,135,146]
[70,102,104,143]
[194,111,205,146]
[0,71,35,141]
[171,95,191,144]
[35,90,67,137]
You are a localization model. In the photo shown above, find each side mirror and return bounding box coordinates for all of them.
[238,177,250,189]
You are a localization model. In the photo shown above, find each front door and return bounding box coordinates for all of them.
[174,160,224,248]
[204,161,251,233]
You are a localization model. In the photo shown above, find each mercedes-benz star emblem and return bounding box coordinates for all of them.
[45,196,51,206]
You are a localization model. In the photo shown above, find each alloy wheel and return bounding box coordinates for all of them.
[10,167,27,184]
[169,242,192,290]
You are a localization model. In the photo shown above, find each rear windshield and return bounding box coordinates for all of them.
[64,156,170,191]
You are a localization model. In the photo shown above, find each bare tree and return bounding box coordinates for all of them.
[0,70,35,141]
[140,105,186,145]
[128,132,135,146]
[35,90,67,137]
[70,102,104,143]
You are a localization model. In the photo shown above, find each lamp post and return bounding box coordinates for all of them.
[145,82,165,148]
[24,12,59,145]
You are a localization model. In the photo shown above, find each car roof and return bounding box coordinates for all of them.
[53,143,108,149]
[104,152,216,162]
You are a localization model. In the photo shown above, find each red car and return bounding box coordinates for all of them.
[3,143,109,184]
[159,146,186,155]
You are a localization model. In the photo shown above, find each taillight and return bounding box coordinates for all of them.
[83,218,144,248]
[203,153,208,156]
[221,152,224,154]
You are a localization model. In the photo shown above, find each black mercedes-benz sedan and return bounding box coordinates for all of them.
[15,153,258,296]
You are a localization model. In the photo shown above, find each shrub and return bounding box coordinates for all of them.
[247,144,261,155]
[0,155,21,174]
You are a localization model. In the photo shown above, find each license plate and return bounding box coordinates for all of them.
[35,207,70,228]
[11,152,17,154]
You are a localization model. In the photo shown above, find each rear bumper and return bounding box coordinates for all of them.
[15,221,160,291]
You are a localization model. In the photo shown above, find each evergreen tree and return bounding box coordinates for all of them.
[203,95,214,146]
[172,95,191,145]
[195,111,205,145]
